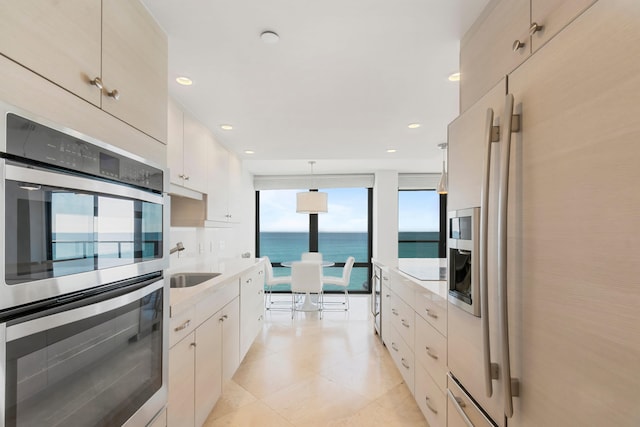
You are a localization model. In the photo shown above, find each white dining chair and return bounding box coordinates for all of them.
[322,256,355,311]
[290,261,323,319]
[264,256,292,310]
[301,252,323,262]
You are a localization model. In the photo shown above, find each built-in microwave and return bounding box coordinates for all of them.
[448,207,480,316]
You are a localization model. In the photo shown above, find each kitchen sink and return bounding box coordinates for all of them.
[170,272,221,288]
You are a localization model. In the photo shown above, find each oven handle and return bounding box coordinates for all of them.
[4,163,163,205]
[5,278,164,342]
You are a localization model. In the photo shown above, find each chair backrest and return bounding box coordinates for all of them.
[291,261,323,293]
[342,256,355,282]
[301,252,322,262]
[264,256,275,280]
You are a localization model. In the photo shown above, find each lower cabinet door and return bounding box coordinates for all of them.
[194,314,223,427]
[168,332,196,427]
[415,365,446,427]
[221,297,240,382]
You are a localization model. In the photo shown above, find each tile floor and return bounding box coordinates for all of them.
[204,295,428,427]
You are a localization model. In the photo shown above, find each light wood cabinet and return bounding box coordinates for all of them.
[530,0,596,52]
[460,0,529,112]
[0,0,167,143]
[102,0,167,143]
[240,265,265,360]
[0,0,102,106]
[460,0,596,111]
[207,143,242,223]
[167,99,210,193]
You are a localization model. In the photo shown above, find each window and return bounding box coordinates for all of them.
[398,190,446,258]
[257,188,372,293]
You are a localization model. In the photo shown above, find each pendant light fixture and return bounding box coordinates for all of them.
[296,161,328,214]
[437,142,448,195]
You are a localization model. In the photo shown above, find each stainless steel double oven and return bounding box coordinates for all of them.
[0,103,169,427]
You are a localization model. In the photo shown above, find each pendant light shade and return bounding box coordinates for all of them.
[296,191,328,213]
[296,161,328,214]
[437,143,448,195]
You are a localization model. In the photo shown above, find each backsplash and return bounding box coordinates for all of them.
[169,226,254,274]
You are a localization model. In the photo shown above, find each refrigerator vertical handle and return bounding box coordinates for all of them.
[498,93,519,417]
[480,108,498,398]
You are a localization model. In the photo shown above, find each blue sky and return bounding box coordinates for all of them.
[260,188,439,232]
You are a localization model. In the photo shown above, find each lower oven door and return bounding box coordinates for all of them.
[0,275,167,427]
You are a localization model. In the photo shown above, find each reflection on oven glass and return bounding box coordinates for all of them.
[8,289,163,426]
[5,181,163,284]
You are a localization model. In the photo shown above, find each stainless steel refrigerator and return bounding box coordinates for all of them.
[446,1,640,426]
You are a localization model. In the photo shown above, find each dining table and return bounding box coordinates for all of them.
[281,260,334,311]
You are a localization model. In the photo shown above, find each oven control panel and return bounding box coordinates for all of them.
[4,113,163,193]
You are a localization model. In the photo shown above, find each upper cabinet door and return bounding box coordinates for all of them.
[181,112,210,194]
[459,0,529,112]
[530,0,597,52]
[102,0,168,143]
[0,0,102,106]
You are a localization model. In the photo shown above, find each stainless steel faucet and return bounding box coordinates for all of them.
[169,242,185,255]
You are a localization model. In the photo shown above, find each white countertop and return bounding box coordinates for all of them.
[397,258,447,281]
[169,258,264,317]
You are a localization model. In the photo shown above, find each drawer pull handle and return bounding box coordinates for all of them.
[425,396,438,414]
[107,88,120,100]
[512,39,525,52]
[401,358,410,370]
[258,315,264,321]
[174,320,191,332]
[90,77,103,90]
[401,319,410,328]
[425,346,439,360]
[246,278,252,284]
[391,342,399,352]
[425,308,438,319]
[385,294,391,298]
[392,309,399,316]
[219,314,228,322]
[189,342,197,348]
[529,21,544,36]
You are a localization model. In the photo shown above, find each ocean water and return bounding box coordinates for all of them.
[259,231,439,292]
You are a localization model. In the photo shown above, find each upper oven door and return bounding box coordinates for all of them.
[0,160,168,310]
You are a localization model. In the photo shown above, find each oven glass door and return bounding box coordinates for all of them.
[4,167,163,285]
[3,277,164,427]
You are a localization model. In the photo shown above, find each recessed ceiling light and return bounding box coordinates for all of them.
[176,76,193,86]
[244,150,255,154]
[387,149,397,153]
[408,123,421,129]
[260,31,279,44]
[448,72,461,82]
[220,124,233,130]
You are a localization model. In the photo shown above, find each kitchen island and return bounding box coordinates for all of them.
[376,257,448,427]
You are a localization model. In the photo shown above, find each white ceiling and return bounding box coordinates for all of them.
[141,0,489,176]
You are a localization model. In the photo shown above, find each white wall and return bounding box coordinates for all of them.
[372,171,399,267]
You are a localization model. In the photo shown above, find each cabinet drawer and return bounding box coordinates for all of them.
[169,305,195,348]
[385,323,415,394]
[414,287,447,337]
[390,270,416,308]
[195,279,239,326]
[388,291,414,349]
[415,315,447,393]
[415,364,446,427]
